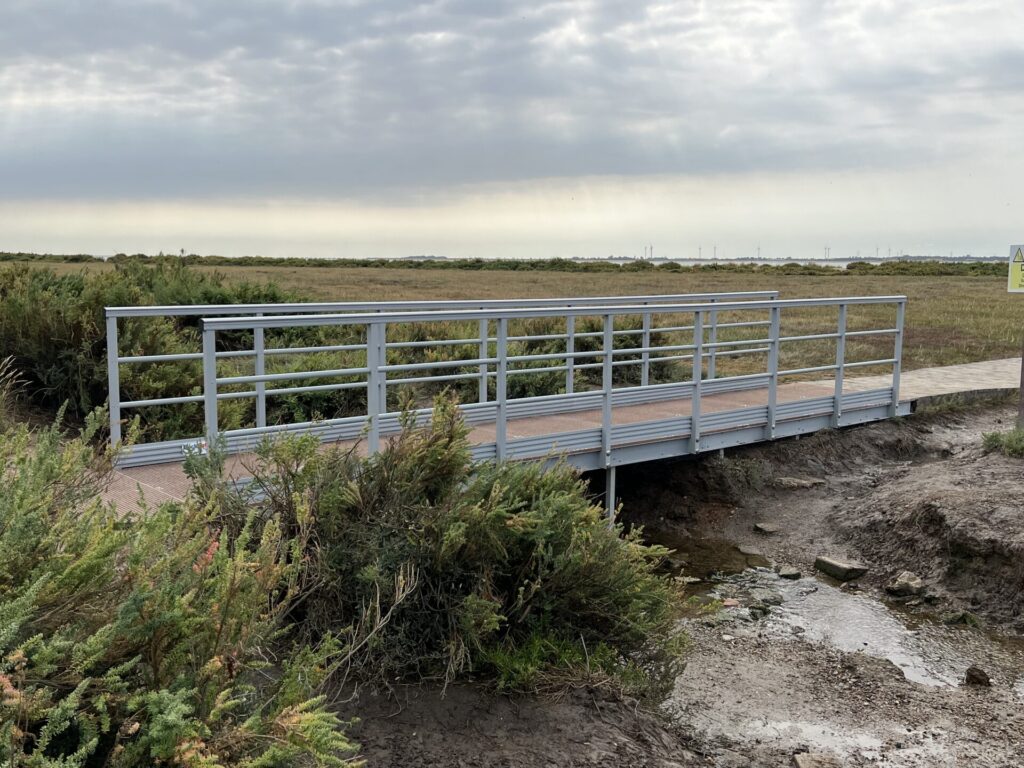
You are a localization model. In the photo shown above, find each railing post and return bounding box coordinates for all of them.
[691,310,703,453]
[202,325,218,447]
[565,314,575,395]
[833,304,847,427]
[496,318,508,460]
[891,300,905,416]
[254,314,267,429]
[602,313,614,466]
[478,318,489,404]
[708,300,718,380]
[105,313,122,445]
[378,323,388,418]
[367,322,383,454]
[767,306,781,438]
[641,308,651,387]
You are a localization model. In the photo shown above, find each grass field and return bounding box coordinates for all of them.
[40,259,1023,372]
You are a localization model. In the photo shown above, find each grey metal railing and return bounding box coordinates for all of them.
[106,293,907,472]
[105,291,777,448]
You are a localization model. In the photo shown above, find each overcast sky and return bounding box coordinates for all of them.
[2,0,1022,260]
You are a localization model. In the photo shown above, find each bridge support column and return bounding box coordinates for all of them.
[605,465,616,523]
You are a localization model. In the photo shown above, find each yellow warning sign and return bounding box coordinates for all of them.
[1010,245,1024,292]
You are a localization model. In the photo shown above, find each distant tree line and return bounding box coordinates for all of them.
[0,250,1010,277]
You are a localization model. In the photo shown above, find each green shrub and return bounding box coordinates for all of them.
[0,413,359,767]
[982,427,1024,458]
[0,262,686,444]
[0,260,293,430]
[217,397,685,697]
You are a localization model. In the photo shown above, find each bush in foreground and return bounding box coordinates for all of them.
[2,399,684,765]
[210,397,685,697]
[0,413,358,767]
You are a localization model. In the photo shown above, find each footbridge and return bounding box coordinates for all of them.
[102,290,938,512]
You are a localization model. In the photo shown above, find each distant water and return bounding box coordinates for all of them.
[592,257,996,268]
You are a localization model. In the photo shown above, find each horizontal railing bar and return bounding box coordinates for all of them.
[702,337,771,351]
[718,320,773,329]
[651,319,773,335]
[574,359,647,370]
[645,354,692,365]
[121,394,203,408]
[202,296,907,331]
[843,358,898,368]
[778,363,838,376]
[382,357,498,373]
[611,342,696,356]
[506,349,604,364]
[264,381,368,396]
[266,343,366,356]
[222,415,366,438]
[507,364,568,376]
[386,371,483,386]
[844,328,899,337]
[121,390,258,408]
[386,337,478,349]
[507,333,567,343]
[779,332,840,343]
[650,346,771,362]
[107,291,781,318]
[218,367,370,385]
[648,324,695,333]
[119,352,203,364]
[118,343,371,365]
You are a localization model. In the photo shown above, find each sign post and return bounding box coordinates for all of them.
[1010,245,1024,427]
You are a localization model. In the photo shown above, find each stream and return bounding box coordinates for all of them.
[661,534,1024,696]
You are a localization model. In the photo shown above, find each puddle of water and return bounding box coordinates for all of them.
[648,529,1024,694]
[725,568,1024,692]
[767,574,957,686]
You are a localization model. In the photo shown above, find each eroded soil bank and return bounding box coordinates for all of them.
[343,401,1024,767]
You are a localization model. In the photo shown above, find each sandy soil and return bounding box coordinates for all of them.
[340,401,1024,767]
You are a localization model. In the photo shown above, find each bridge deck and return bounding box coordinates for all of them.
[101,358,1021,513]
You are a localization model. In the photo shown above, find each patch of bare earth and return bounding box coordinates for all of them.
[617,400,1024,767]
[338,685,701,768]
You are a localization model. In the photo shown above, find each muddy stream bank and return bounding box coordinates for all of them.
[346,402,1024,767]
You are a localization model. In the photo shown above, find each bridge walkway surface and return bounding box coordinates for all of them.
[101,357,1022,513]
[95,292,1020,514]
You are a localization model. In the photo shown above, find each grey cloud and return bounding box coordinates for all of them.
[1,0,1023,199]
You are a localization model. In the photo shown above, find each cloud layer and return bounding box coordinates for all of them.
[4,0,1023,200]
[1,1,1022,259]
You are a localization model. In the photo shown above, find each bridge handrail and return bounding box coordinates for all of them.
[197,294,905,457]
[105,291,779,444]
[104,291,779,318]
[108,293,906,470]
[200,295,906,330]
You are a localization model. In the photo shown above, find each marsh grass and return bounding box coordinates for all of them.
[983,427,1024,458]
[3,259,1020,442]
